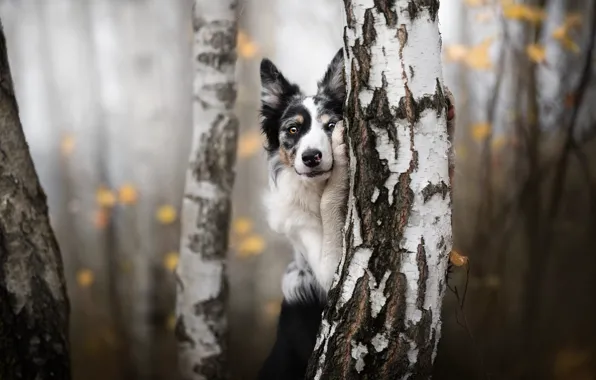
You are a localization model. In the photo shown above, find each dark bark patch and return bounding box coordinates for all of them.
[416,238,428,310]
[343,0,355,28]
[421,181,449,203]
[373,0,397,27]
[363,9,377,48]
[196,51,237,72]
[410,310,435,380]
[175,316,195,348]
[405,0,440,22]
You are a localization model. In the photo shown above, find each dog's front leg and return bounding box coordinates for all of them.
[318,122,349,292]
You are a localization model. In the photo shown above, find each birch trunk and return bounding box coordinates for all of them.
[306,1,452,379]
[175,1,239,379]
[0,20,71,380]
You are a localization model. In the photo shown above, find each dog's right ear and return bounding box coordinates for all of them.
[260,59,301,152]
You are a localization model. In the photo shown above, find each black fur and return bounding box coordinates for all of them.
[314,48,345,116]
[256,298,325,380]
[259,59,302,153]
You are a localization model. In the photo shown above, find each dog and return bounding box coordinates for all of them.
[256,47,348,380]
[256,48,456,380]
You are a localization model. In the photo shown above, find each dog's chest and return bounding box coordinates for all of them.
[265,170,324,236]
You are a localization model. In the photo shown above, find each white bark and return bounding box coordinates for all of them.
[307,0,452,378]
[175,1,239,380]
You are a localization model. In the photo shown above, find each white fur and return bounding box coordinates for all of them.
[265,122,349,302]
[293,97,334,177]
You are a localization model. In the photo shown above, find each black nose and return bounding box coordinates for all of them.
[302,149,322,168]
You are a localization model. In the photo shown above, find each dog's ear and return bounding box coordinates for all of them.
[317,48,345,105]
[260,58,301,152]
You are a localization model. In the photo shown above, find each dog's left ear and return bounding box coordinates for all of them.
[317,48,346,103]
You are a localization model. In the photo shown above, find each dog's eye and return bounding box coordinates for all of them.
[326,122,336,131]
[288,126,298,134]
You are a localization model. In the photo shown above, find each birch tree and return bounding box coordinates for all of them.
[307,0,453,378]
[0,20,71,380]
[175,1,239,380]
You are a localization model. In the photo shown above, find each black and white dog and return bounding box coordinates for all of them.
[256,48,348,380]
[256,49,456,379]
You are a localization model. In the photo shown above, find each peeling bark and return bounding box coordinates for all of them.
[0,20,71,380]
[306,0,452,379]
[175,1,238,380]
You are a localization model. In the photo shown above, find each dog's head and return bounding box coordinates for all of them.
[259,49,345,182]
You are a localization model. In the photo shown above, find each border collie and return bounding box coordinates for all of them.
[256,49,456,380]
[256,48,348,380]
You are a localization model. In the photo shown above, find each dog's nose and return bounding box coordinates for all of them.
[302,149,322,168]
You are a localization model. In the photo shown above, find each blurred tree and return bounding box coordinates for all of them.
[175,1,239,380]
[306,0,453,379]
[0,19,71,380]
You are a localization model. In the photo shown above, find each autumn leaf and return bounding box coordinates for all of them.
[553,14,582,53]
[77,269,95,288]
[445,38,494,70]
[450,250,469,267]
[471,122,491,141]
[565,93,576,108]
[237,30,259,59]
[156,205,177,224]
[93,208,110,229]
[232,217,253,236]
[454,145,467,160]
[163,251,179,272]
[118,184,138,205]
[464,0,486,7]
[237,234,266,258]
[237,130,263,159]
[444,44,469,62]
[502,3,546,23]
[60,134,76,157]
[166,314,176,331]
[554,347,592,380]
[526,43,546,63]
[491,135,507,151]
[96,187,116,208]
[465,37,494,69]
[262,299,283,320]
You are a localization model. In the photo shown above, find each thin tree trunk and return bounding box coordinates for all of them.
[0,20,71,380]
[175,1,239,380]
[306,1,452,379]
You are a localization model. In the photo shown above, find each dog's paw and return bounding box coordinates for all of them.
[443,85,455,123]
[332,121,348,167]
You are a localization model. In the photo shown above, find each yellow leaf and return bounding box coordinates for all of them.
[471,122,491,141]
[163,251,179,272]
[232,217,253,236]
[526,43,546,63]
[238,31,259,59]
[449,250,469,267]
[77,269,95,288]
[454,145,467,160]
[554,348,592,380]
[166,314,176,331]
[237,234,266,258]
[475,10,494,23]
[502,3,546,23]
[96,187,116,208]
[444,44,469,62]
[491,135,507,151]
[465,37,494,69]
[60,134,76,157]
[464,0,486,6]
[93,208,110,229]
[156,205,177,225]
[118,184,138,205]
[263,299,282,319]
[237,130,262,159]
